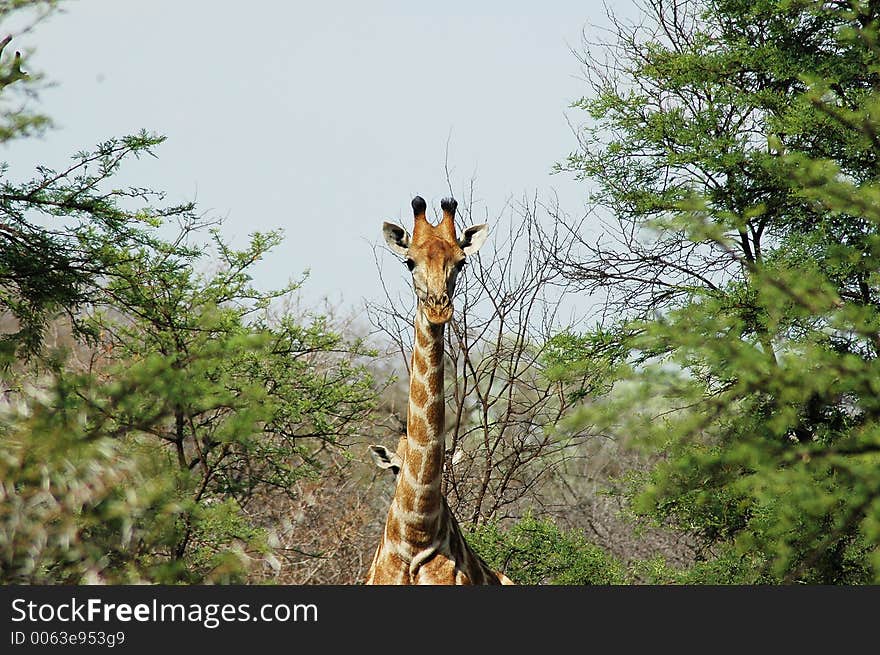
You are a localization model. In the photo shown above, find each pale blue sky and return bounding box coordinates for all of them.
[3,1,631,313]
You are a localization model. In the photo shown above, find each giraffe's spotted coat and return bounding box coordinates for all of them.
[366,196,512,586]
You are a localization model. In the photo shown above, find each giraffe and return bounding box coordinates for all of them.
[367,438,514,584]
[365,194,514,585]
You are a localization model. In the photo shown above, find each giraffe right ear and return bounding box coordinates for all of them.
[369,444,401,475]
[382,222,411,257]
[459,223,489,256]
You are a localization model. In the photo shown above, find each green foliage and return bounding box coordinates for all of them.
[0,4,181,361]
[0,129,204,363]
[1,371,168,583]
[558,0,880,583]
[87,225,377,501]
[466,514,625,585]
[0,358,284,583]
[629,548,776,585]
[543,326,628,402]
[0,2,54,142]
[0,0,378,583]
[0,223,377,583]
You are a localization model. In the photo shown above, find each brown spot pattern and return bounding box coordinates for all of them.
[365,213,513,585]
[410,377,428,408]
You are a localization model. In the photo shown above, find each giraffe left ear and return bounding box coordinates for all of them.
[459,224,488,256]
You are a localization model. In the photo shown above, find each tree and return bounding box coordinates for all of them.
[369,189,606,526]
[0,2,378,583]
[2,209,377,584]
[80,229,377,581]
[0,2,191,364]
[553,0,880,582]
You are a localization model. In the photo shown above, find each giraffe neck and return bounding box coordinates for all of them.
[391,304,446,546]
[366,303,514,584]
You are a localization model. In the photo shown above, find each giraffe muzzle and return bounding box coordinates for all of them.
[426,292,450,308]
[423,293,453,323]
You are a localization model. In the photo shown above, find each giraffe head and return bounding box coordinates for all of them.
[383,195,488,325]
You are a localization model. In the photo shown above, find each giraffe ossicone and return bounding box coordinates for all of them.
[365,195,513,585]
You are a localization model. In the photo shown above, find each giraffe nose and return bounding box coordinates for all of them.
[427,292,450,308]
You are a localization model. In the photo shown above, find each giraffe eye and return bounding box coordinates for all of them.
[405,258,416,271]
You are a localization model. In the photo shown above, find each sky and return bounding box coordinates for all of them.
[3,0,631,316]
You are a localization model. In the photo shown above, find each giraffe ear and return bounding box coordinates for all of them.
[369,444,401,475]
[459,223,488,256]
[382,222,411,257]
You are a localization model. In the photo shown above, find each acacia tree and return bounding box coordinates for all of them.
[0,2,378,583]
[81,229,376,575]
[553,0,880,582]
[0,2,191,363]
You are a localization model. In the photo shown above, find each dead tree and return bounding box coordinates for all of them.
[369,188,601,525]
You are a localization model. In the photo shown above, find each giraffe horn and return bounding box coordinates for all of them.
[439,197,458,238]
[412,195,428,224]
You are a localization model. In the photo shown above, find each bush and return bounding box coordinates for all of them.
[466,514,625,585]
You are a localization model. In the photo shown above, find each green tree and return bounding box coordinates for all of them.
[0,1,378,583]
[2,237,377,582]
[82,228,377,579]
[0,2,193,362]
[552,0,880,582]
